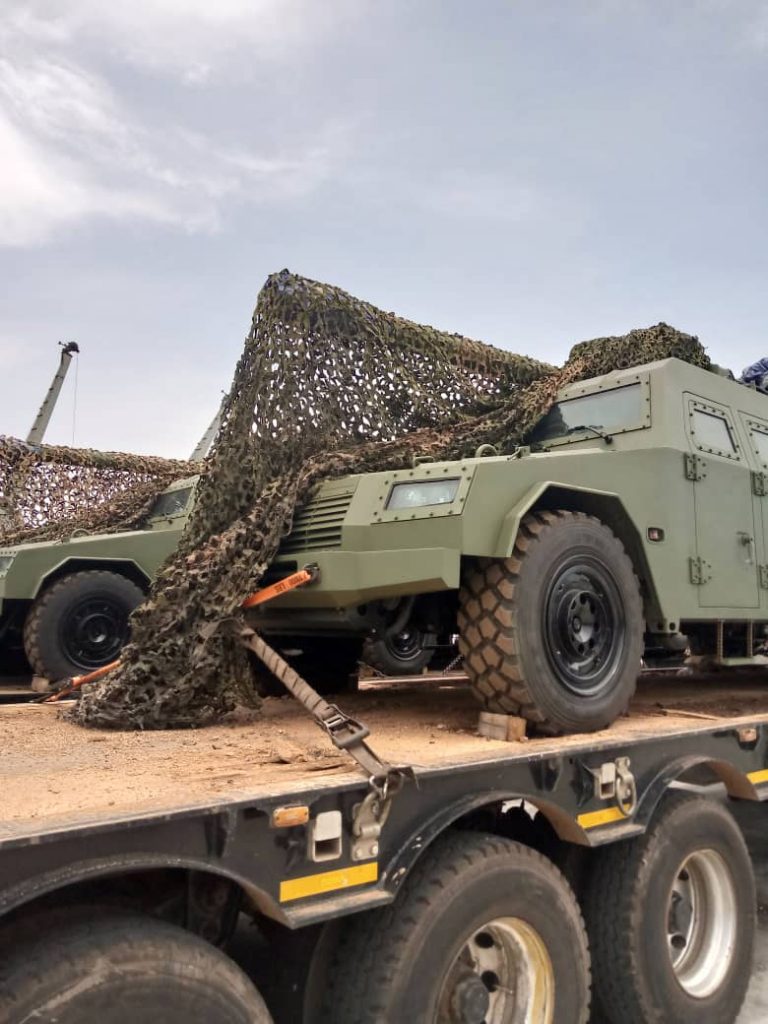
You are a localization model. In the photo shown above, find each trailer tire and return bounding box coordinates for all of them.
[584,791,755,1024]
[23,571,144,680]
[319,830,590,1024]
[458,510,642,733]
[0,908,272,1024]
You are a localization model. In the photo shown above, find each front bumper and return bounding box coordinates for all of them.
[250,546,459,621]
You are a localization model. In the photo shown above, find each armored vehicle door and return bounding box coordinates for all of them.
[741,414,768,595]
[685,396,759,609]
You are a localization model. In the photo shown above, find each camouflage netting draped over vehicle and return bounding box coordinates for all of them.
[0,437,194,546]
[70,270,710,729]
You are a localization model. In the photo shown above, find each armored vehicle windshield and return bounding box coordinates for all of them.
[529,381,644,445]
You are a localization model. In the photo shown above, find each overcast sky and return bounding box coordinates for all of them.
[1,1,767,457]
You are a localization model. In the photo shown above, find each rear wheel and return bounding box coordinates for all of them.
[458,510,642,733]
[23,571,144,680]
[584,791,754,1024]
[319,830,590,1023]
[0,909,272,1023]
[361,626,434,675]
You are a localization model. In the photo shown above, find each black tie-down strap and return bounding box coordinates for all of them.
[239,627,412,860]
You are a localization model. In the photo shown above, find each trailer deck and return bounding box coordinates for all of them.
[2,672,768,844]
[2,671,768,1023]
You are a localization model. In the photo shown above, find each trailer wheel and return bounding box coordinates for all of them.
[319,830,590,1023]
[23,571,144,679]
[458,510,642,732]
[0,909,272,1023]
[584,791,755,1024]
[361,627,433,675]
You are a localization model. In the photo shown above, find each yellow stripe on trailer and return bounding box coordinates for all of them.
[279,861,378,903]
[577,806,627,830]
[747,768,768,785]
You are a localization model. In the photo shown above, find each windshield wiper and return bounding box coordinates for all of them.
[565,424,613,445]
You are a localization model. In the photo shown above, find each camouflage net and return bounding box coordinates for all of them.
[0,438,195,546]
[68,270,709,729]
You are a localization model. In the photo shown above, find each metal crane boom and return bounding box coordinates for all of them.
[189,393,227,461]
[26,342,80,445]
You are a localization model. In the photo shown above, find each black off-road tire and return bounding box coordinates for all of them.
[584,791,755,1024]
[23,571,144,680]
[318,830,590,1024]
[458,510,643,733]
[361,630,433,676]
[0,908,272,1023]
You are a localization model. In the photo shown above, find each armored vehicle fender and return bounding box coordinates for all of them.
[493,479,661,624]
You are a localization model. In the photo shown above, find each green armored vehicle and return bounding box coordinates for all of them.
[250,355,768,732]
[0,479,197,680]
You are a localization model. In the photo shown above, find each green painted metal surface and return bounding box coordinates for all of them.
[259,357,768,630]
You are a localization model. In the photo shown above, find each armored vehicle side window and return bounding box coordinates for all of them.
[528,382,644,444]
[149,486,193,519]
[690,409,736,457]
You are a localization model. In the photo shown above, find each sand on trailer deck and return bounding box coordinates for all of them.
[1,673,767,837]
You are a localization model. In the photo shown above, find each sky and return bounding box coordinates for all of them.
[1,0,767,457]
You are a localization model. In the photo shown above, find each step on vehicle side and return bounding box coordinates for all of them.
[251,356,768,732]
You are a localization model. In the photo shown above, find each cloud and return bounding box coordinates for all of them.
[3,1,362,81]
[0,4,354,246]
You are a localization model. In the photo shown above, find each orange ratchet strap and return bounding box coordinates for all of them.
[43,658,121,703]
[241,563,319,609]
[40,564,319,702]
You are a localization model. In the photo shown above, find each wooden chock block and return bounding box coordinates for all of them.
[477,710,527,742]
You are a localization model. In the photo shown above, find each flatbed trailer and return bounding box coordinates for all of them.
[1,673,768,1023]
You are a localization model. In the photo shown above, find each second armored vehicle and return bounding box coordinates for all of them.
[250,356,768,732]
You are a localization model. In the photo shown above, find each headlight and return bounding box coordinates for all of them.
[0,554,16,577]
[386,479,461,510]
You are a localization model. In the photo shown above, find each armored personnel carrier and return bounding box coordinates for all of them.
[0,478,196,680]
[251,355,768,732]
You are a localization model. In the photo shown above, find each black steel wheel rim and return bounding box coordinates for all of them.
[60,596,129,670]
[542,556,625,697]
[386,628,423,663]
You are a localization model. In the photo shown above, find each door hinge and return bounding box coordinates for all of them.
[689,557,712,585]
[760,565,768,590]
[684,453,708,481]
[753,471,768,497]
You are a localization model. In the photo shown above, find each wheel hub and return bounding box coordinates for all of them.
[450,970,490,1023]
[666,849,737,998]
[61,597,128,671]
[391,628,419,658]
[543,560,624,697]
[438,917,554,1023]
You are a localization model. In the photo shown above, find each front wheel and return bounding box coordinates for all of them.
[23,571,145,680]
[458,510,643,733]
[319,831,590,1023]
